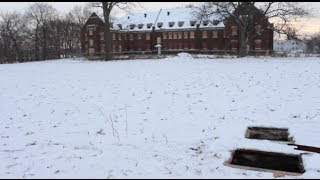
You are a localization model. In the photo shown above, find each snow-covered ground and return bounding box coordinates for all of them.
[0,56,320,178]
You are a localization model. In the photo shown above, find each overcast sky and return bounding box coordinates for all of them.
[1,2,320,35]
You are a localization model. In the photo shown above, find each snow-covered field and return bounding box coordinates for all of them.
[0,56,320,178]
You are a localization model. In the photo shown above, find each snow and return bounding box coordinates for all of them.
[114,7,224,32]
[171,52,194,60]
[0,56,320,178]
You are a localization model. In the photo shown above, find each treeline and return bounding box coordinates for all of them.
[0,2,92,64]
[304,33,320,53]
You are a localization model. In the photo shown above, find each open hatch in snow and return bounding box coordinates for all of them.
[245,126,293,142]
[225,149,305,177]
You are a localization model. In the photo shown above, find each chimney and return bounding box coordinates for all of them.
[167,12,170,16]
[144,13,147,18]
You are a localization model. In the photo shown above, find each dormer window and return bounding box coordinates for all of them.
[203,20,208,26]
[169,22,174,27]
[147,23,152,29]
[127,16,130,19]
[178,21,184,27]
[144,13,147,18]
[138,24,144,29]
[212,20,220,25]
[157,22,163,28]
[167,12,170,16]
[190,21,196,27]
[130,24,136,30]
[110,23,113,28]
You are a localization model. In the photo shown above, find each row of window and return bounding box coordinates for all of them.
[87,25,262,40]
[88,38,263,50]
[86,39,263,55]
[85,31,226,42]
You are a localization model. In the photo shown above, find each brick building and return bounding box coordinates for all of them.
[81,7,273,58]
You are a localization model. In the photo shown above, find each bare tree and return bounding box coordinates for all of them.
[192,2,310,57]
[25,2,58,60]
[0,3,90,63]
[68,4,93,26]
[63,5,93,58]
[304,33,320,53]
[90,2,139,60]
[0,11,27,62]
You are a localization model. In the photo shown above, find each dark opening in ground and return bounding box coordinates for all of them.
[245,126,291,141]
[230,149,305,173]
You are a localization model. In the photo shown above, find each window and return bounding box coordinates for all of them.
[130,34,133,40]
[100,32,104,40]
[85,33,88,41]
[101,44,104,53]
[190,31,195,38]
[89,28,93,35]
[138,24,143,29]
[212,20,220,25]
[89,48,94,54]
[212,31,218,38]
[168,32,172,39]
[130,24,135,30]
[255,25,262,34]
[146,33,150,40]
[157,22,163,28]
[190,21,196,27]
[113,45,116,51]
[173,32,177,39]
[231,26,238,36]
[138,34,142,40]
[119,34,121,40]
[178,32,182,39]
[178,21,184,27]
[113,34,116,40]
[223,30,227,38]
[119,45,122,51]
[89,39,93,47]
[231,40,238,49]
[255,39,262,49]
[203,20,208,26]
[163,32,167,39]
[85,45,88,53]
[184,31,188,39]
[202,31,207,38]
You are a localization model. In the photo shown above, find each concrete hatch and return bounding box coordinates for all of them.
[226,149,305,175]
[245,126,293,141]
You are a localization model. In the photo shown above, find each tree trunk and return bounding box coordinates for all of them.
[104,24,112,60]
[42,25,47,60]
[102,3,112,61]
[35,26,40,61]
[239,24,248,58]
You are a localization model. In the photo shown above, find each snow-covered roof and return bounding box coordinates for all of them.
[112,7,224,32]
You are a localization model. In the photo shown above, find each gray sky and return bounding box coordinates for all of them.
[1,2,320,35]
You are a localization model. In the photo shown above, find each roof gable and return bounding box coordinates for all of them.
[83,12,105,27]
